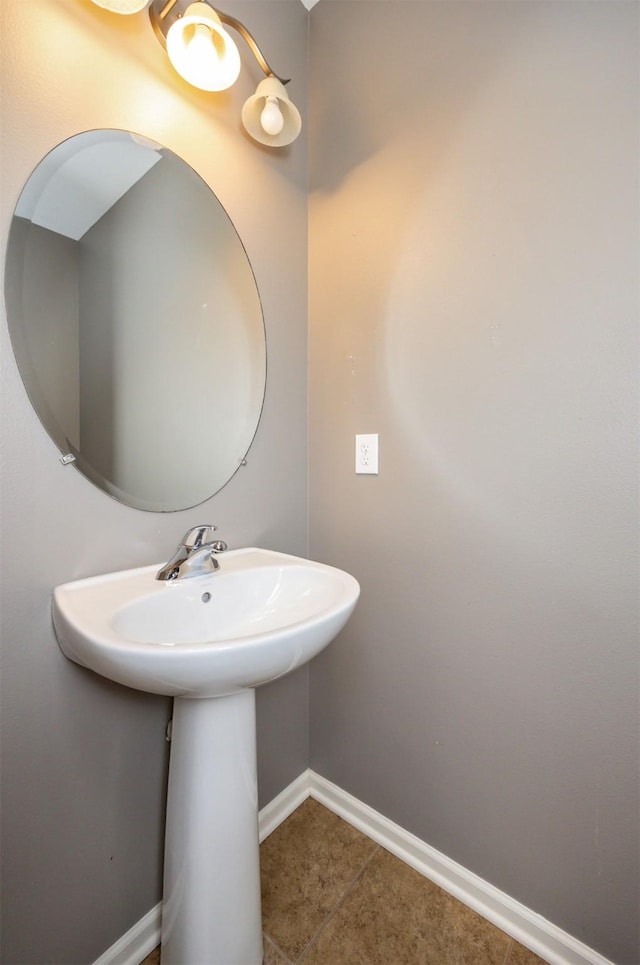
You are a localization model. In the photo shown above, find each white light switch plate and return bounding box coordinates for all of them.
[355,434,379,474]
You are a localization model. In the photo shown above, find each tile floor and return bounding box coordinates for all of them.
[141,798,548,965]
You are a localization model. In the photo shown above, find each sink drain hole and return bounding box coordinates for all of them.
[201,592,212,603]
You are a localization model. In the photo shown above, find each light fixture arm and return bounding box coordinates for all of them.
[155,0,180,18]
[150,0,290,85]
[216,11,290,85]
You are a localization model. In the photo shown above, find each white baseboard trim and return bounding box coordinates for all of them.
[307,771,615,965]
[259,768,311,842]
[93,902,162,965]
[95,768,614,965]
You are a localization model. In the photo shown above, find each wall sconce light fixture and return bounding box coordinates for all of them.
[154,0,302,147]
[89,0,301,146]
[150,0,302,146]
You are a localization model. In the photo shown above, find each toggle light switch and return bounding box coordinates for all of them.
[355,434,379,474]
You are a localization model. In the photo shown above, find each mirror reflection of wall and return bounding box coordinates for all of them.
[5,131,266,512]
[7,218,81,448]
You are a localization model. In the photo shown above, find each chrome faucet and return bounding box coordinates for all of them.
[155,525,227,582]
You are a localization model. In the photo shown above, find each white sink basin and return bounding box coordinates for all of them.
[52,547,360,698]
[53,546,360,964]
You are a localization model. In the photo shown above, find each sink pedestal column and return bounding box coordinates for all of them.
[161,690,263,965]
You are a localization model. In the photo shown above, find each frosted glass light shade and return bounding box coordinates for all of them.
[90,0,150,11]
[241,77,302,147]
[166,2,241,92]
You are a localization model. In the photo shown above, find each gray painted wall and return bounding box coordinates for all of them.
[308,3,639,963]
[0,1,308,962]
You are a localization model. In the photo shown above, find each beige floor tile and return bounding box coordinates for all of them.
[506,939,549,964]
[260,798,379,962]
[301,848,512,965]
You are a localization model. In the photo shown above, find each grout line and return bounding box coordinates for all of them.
[295,845,381,964]
[263,933,295,965]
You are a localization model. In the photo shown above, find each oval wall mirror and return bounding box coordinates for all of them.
[5,130,266,512]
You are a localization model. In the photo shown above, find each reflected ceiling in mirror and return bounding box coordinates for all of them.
[5,130,266,511]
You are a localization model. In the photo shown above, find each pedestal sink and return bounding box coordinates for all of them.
[52,548,359,964]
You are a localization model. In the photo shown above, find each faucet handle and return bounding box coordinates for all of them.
[181,524,218,549]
